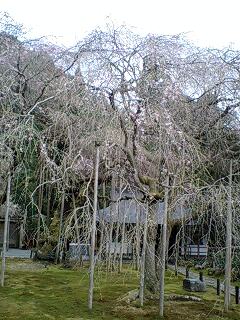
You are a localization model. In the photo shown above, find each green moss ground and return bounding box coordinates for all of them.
[0,259,240,320]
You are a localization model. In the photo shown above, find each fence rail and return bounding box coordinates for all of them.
[181,244,208,257]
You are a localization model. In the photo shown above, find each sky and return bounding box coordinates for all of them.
[1,0,240,49]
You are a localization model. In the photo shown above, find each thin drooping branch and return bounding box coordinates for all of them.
[55,189,65,264]
[88,145,100,310]
[159,174,169,317]
[139,202,148,306]
[224,159,233,312]
[1,172,11,287]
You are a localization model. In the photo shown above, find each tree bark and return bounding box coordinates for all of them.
[145,220,158,293]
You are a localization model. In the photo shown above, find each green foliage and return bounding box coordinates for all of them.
[36,213,60,260]
[209,251,240,281]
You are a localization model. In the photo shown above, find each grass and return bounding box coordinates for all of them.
[0,259,240,320]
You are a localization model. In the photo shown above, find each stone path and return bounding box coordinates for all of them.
[168,264,236,296]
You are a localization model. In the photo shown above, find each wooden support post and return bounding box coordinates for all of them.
[186,267,189,278]
[217,279,220,296]
[235,286,239,304]
[199,271,203,282]
[88,146,100,310]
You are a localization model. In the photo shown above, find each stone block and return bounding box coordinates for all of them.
[183,278,206,292]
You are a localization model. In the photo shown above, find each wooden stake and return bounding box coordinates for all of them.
[217,279,220,296]
[235,286,239,304]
